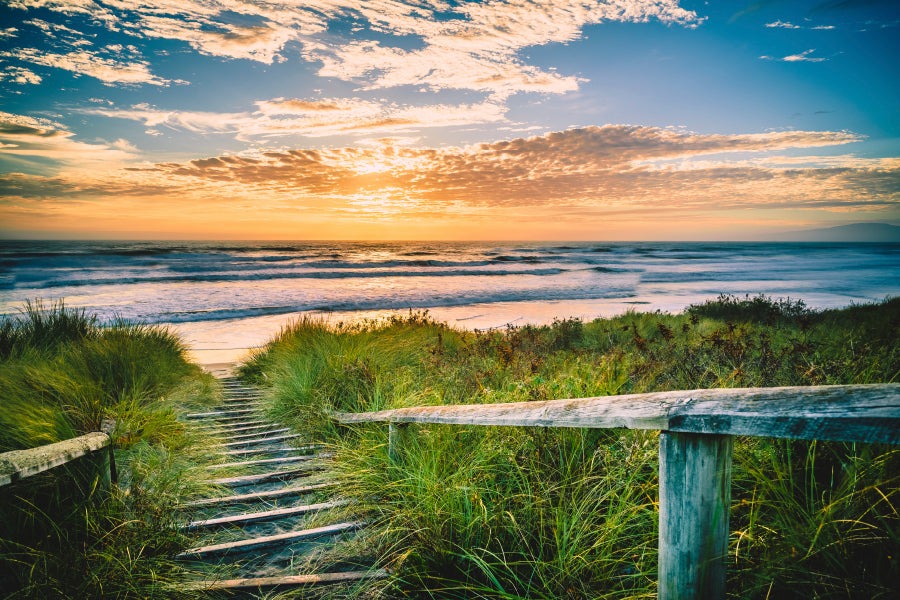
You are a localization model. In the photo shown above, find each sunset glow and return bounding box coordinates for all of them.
[1,0,898,240]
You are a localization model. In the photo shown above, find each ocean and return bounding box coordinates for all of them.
[2,240,898,363]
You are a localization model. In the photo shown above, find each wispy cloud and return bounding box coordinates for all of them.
[3,125,879,206]
[2,124,894,238]
[760,49,828,62]
[5,1,702,97]
[781,49,828,62]
[0,111,139,171]
[82,98,508,138]
[0,65,42,84]
[1,48,185,86]
[766,20,801,28]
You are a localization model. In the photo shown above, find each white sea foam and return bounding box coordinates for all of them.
[2,240,898,363]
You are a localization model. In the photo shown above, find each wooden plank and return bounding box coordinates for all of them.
[213,402,263,409]
[332,384,900,444]
[180,482,336,507]
[225,427,290,441]
[219,399,262,405]
[224,444,320,457]
[204,454,331,470]
[183,568,388,590]
[0,432,110,487]
[176,521,364,558]
[207,464,327,486]
[658,432,733,600]
[181,499,350,530]
[185,408,258,419]
[220,433,305,448]
[192,420,269,431]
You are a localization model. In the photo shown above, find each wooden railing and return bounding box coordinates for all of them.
[0,430,116,488]
[332,383,900,600]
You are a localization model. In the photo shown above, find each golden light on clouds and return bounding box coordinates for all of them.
[1,121,895,240]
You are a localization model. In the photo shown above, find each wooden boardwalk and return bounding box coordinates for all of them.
[176,376,386,596]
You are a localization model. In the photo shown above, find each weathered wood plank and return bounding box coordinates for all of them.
[658,432,733,600]
[224,427,290,441]
[183,568,388,590]
[181,499,350,530]
[186,408,258,419]
[192,420,270,431]
[224,444,320,457]
[193,414,264,424]
[333,384,900,444]
[220,433,305,448]
[179,482,336,507]
[213,402,263,410]
[207,463,327,486]
[204,453,331,470]
[0,432,110,487]
[176,521,364,558]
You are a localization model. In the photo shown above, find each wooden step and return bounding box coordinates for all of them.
[186,408,258,419]
[181,499,350,530]
[224,428,290,442]
[197,425,281,437]
[184,569,388,591]
[220,433,304,448]
[180,482,336,507]
[207,464,326,487]
[193,420,270,431]
[204,454,328,470]
[177,521,364,558]
[224,445,319,457]
[192,414,263,424]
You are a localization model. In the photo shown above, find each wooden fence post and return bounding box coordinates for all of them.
[658,431,733,600]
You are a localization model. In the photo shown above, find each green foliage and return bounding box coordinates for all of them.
[245,298,900,599]
[686,293,813,325]
[0,300,222,600]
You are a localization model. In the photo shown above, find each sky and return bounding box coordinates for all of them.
[0,0,898,241]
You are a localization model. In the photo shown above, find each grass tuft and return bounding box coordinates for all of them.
[243,298,900,599]
[0,300,224,599]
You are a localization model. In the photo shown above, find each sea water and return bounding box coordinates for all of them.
[2,240,898,363]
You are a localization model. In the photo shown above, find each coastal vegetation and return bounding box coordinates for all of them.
[241,295,900,599]
[0,301,223,600]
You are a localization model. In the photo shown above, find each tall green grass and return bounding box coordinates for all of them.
[0,300,224,600]
[242,297,900,599]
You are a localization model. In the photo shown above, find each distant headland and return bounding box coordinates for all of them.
[766,222,900,242]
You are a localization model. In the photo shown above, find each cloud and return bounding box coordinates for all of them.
[0,28,18,39]
[82,97,509,138]
[766,20,801,28]
[2,125,894,238]
[1,48,184,85]
[6,1,703,97]
[760,49,828,62]
[782,49,828,62]
[0,65,42,84]
[0,111,139,170]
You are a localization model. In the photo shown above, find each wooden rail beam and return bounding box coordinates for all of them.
[0,432,111,487]
[333,384,900,444]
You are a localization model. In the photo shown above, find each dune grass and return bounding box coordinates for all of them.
[241,296,900,599]
[0,300,226,600]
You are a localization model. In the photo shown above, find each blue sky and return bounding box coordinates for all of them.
[0,0,898,240]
